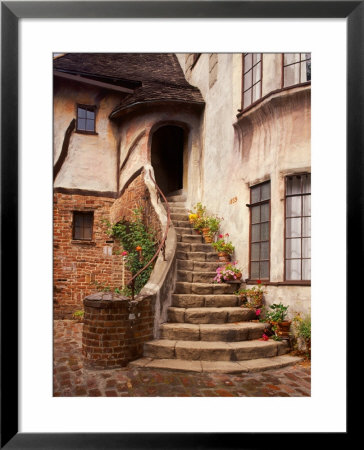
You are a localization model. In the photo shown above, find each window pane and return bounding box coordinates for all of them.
[286,176,301,195]
[251,262,259,279]
[243,89,252,108]
[78,107,86,118]
[302,259,311,280]
[78,118,86,130]
[303,195,311,216]
[74,214,83,227]
[253,62,261,83]
[302,238,311,258]
[284,63,300,87]
[74,227,83,240]
[286,238,301,258]
[83,226,92,240]
[261,222,269,241]
[302,174,311,193]
[251,243,260,261]
[261,203,269,222]
[244,53,252,72]
[244,70,252,90]
[261,183,270,201]
[86,119,95,132]
[302,217,311,237]
[286,217,301,238]
[251,205,260,224]
[252,82,261,102]
[253,53,261,64]
[286,259,301,280]
[260,242,269,260]
[252,224,260,242]
[286,196,301,217]
[251,186,260,203]
[306,60,311,81]
[260,261,269,279]
[86,110,95,119]
[284,53,300,65]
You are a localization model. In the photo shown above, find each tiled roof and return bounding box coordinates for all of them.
[54,53,204,115]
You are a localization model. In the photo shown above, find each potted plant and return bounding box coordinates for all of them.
[292,313,311,359]
[263,303,291,338]
[237,280,266,309]
[212,233,235,261]
[204,216,222,242]
[213,262,242,283]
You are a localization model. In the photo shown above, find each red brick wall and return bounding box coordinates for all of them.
[53,172,162,319]
[82,293,154,369]
[53,193,124,319]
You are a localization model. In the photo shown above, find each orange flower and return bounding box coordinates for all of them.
[136,246,142,251]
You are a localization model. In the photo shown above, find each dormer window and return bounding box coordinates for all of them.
[76,104,96,134]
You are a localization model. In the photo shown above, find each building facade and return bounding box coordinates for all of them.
[53,52,310,321]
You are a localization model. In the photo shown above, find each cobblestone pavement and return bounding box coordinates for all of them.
[53,320,311,397]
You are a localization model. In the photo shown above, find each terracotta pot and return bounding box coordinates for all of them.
[202,228,213,243]
[218,252,231,262]
[236,272,242,280]
[277,321,291,337]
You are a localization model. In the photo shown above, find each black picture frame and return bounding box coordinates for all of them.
[1,1,357,448]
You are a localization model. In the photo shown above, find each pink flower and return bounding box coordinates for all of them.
[260,334,269,341]
[122,251,128,256]
[219,234,223,238]
[256,309,261,316]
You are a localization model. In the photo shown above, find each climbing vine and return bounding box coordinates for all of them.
[106,207,157,295]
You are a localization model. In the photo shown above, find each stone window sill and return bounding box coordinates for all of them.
[71,240,96,246]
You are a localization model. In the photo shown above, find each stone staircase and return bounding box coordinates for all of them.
[130,192,302,373]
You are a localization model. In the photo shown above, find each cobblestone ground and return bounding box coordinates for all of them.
[53,320,311,397]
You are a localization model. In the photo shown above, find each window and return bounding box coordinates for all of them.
[73,212,94,240]
[285,174,311,281]
[249,181,270,280]
[242,53,262,110]
[283,53,311,88]
[76,105,96,133]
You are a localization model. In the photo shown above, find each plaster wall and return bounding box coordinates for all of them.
[177,53,311,314]
[115,104,203,201]
[53,79,123,192]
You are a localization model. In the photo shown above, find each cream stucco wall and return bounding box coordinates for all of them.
[53,79,123,192]
[177,53,311,317]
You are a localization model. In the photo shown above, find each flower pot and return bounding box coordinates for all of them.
[218,252,231,262]
[236,272,242,280]
[202,228,213,243]
[277,320,291,337]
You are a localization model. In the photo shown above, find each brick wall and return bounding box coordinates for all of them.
[54,171,163,319]
[53,192,125,319]
[82,292,154,369]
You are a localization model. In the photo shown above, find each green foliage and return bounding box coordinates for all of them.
[212,234,235,254]
[107,207,157,295]
[293,314,311,340]
[264,303,289,323]
[73,310,84,318]
[92,280,111,292]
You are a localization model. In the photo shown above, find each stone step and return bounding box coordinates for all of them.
[174,220,194,228]
[163,201,186,208]
[172,294,240,308]
[177,242,213,253]
[180,234,204,243]
[174,282,239,295]
[177,260,221,272]
[165,194,187,202]
[168,206,188,214]
[144,339,290,361]
[168,306,256,324]
[177,270,217,283]
[170,213,189,222]
[160,322,267,341]
[176,251,219,262]
[129,355,303,374]
[175,227,193,236]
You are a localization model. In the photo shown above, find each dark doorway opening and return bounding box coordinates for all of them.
[151,125,184,195]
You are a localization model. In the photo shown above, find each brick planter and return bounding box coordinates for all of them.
[82,292,154,369]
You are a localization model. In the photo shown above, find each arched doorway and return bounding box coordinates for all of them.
[151,125,184,195]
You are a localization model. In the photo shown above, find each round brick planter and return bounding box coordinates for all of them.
[82,292,154,370]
